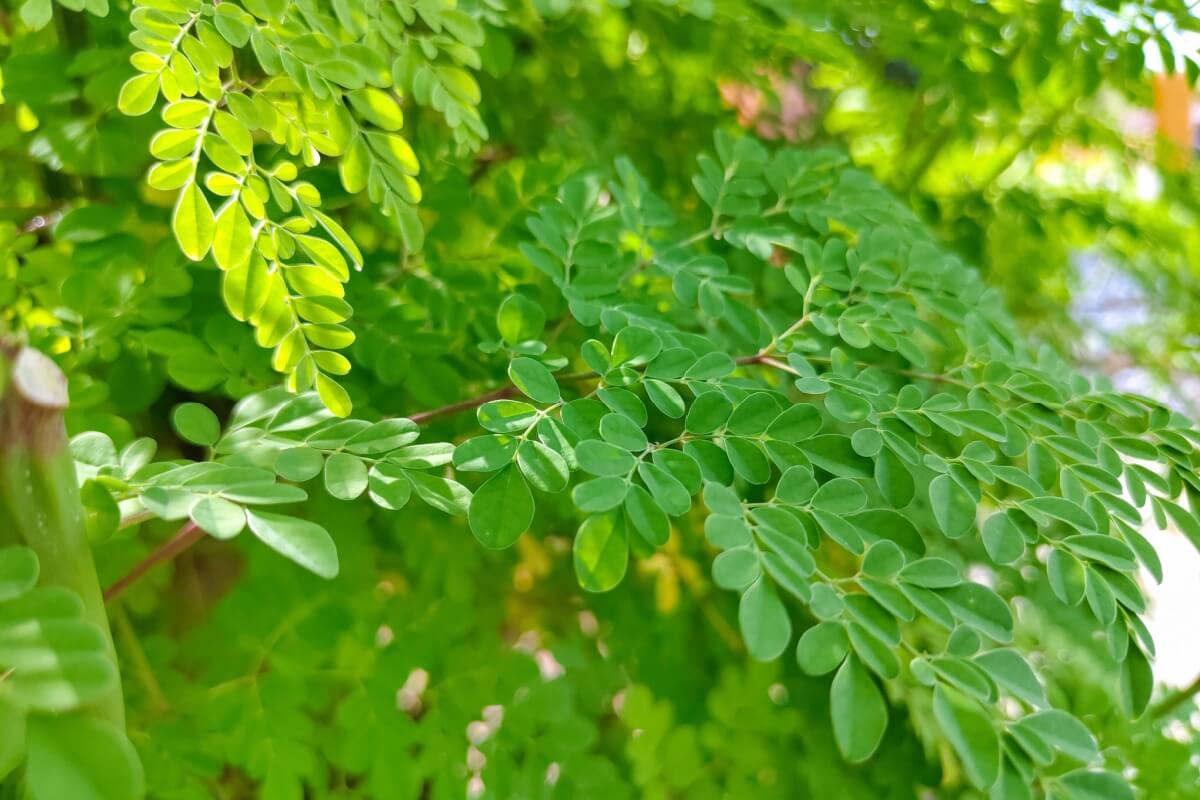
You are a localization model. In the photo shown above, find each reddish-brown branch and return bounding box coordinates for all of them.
[408,385,518,424]
[736,353,800,375]
[104,521,204,603]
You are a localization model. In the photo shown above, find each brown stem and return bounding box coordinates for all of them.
[20,206,68,235]
[408,385,518,425]
[104,521,204,603]
[409,369,601,424]
[736,354,800,375]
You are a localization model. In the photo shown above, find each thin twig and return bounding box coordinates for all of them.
[737,354,801,376]
[111,603,169,711]
[104,521,204,603]
[18,205,68,234]
[408,385,518,425]
[1150,673,1200,720]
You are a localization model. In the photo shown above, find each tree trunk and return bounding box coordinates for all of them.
[0,342,124,728]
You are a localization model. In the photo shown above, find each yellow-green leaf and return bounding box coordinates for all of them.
[173,182,216,261]
[212,201,253,271]
[118,73,160,116]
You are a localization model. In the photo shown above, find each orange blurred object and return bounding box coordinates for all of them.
[1153,72,1193,171]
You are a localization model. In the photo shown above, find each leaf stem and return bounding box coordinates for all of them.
[1150,673,1200,720]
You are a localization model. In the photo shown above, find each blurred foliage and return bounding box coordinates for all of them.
[1,1,1200,799]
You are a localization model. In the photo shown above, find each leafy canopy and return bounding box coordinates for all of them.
[2,0,1200,799]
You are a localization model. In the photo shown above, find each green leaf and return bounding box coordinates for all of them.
[722,434,768,481]
[453,435,518,472]
[862,541,905,578]
[172,182,217,262]
[572,476,629,512]
[684,351,735,379]
[274,447,325,482]
[407,472,472,516]
[344,418,420,455]
[315,374,353,418]
[812,509,864,554]
[830,654,888,762]
[638,462,691,516]
[1057,770,1135,800]
[1119,643,1152,718]
[597,387,648,425]
[712,547,761,590]
[171,402,221,446]
[766,403,822,441]
[727,393,781,435]
[246,510,339,578]
[117,72,159,116]
[875,448,915,508]
[219,483,307,506]
[324,453,369,500]
[188,496,246,539]
[469,466,534,549]
[929,474,975,538]
[212,201,253,271]
[516,440,570,493]
[478,400,539,433]
[623,484,669,546]
[1048,548,1086,606]
[645,379,685,418]
[508,358,560,403]
[933,684,1000,790]
[685,392,732,434]
[600,413,648,451]
[497,294,545,345]
[26,715,144,800]
[974,649,1047,708]
[0,548,38,602]
[576,439,636,477]
[1158,499,1200,551]
[610,325,661,366]
[796,621,849,676]
[776,465,818,504]
[1021,496,1095,533]
[738,578,791,661]
[1062,534,1136,572]
[1014,709,1098,764]
[386,443,454,469]
[798,435,872,478]
[811,478,867,513]
[367,464,412,511]
[573,511,628,592]
[941,583,1014,643]
[653,449,702,494]
[982,511,1024,565]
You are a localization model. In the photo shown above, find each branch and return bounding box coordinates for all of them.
[18,205,68,235]
[408,384,518,425]
[103,330,956,601]
[104,521,203,603]
[1150,673,1200,720]
[736,353,801,375]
